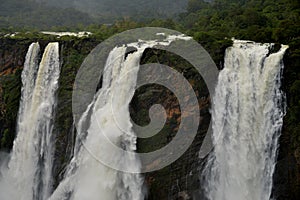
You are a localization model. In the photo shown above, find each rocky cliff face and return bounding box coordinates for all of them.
[0,36,299,200]
[272,44,300,200]
[0,38,31,150]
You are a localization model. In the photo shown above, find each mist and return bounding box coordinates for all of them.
[0,0,189,29]
[46,0,188,18]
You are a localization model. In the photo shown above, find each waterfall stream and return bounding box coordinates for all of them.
[51,45,145,200]
[204,40,288,200]
[0,42,60,200]
[49,34,192,200]
[0,38,289,200]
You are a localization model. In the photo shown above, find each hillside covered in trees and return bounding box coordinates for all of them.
[0,0,189,28]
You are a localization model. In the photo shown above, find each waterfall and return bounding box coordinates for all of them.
[68,45,144,200]
[17,43,40,131]
[0,42,60,200]
[34,42,60,200]
[50,46,146,200]
[50,35,191,200]
[204,40,288,200]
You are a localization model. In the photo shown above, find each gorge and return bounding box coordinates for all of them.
[0,34,298,200]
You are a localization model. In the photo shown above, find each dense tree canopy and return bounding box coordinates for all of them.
[180,0,300,43]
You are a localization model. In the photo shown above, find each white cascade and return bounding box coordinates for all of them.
[204,40,288,200]
[66,45,145,200]
[50,46,147,200]
[50,35,191,200]
[0,42,60,200]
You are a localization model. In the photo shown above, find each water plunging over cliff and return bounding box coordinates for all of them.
[0,36,289,200]
[204,40,288,200]
[50,45,145,200]
[0,42,60,200]
[49,34,194,200]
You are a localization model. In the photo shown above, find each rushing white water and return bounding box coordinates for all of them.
[204,40,288,200]
[50,35,191,200]
[41,31,92,38]
[50,48,147,200]
[34,42,60,200]
[0,42,60,200]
